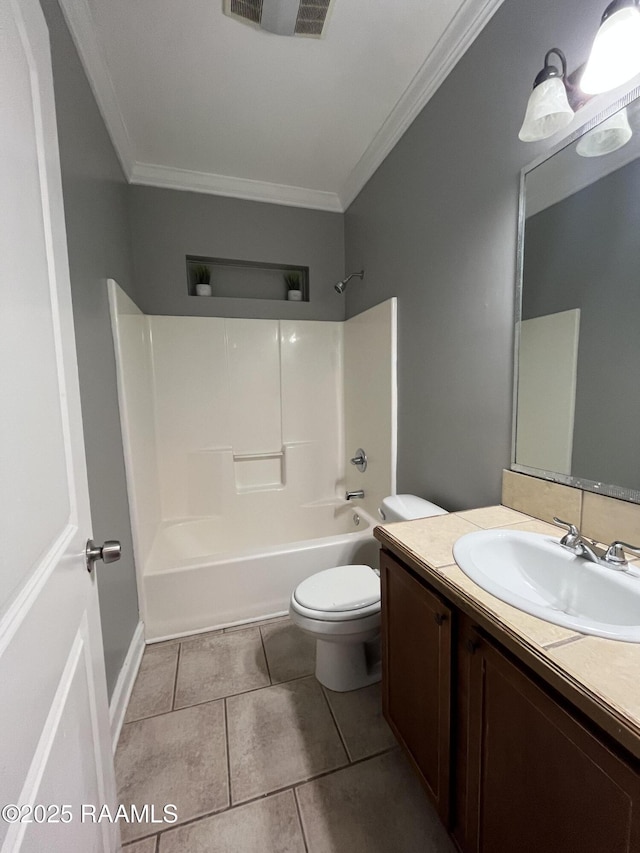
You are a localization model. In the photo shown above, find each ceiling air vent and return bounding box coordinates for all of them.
[225,0,334,38]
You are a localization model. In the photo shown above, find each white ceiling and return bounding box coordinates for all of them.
[59,0,505,210]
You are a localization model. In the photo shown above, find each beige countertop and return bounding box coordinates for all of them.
[374,505,640,762]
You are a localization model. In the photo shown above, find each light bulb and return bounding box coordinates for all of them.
[581,4,640,94]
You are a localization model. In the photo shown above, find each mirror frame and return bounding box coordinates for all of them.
[512,84,640,505]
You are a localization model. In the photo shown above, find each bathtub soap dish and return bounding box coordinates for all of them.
[233,449,284,492]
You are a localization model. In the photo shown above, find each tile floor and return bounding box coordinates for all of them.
[117,617,454,852]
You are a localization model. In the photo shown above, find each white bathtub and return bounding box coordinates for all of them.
[143,503,379,641]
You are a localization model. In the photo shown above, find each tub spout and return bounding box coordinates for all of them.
[345,490,365,501]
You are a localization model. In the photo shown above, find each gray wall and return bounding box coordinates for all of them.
[36,0,628,699]
[129,186,346,321]
[40,0,140,698]
[344,0,611,511]
[523,162,640,491]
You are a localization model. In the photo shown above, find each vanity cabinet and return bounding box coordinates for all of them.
[457,625,640,853]
[380,551,452,823]
[380,549,640,853]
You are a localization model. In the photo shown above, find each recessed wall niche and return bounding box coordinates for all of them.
[186,255,309,301]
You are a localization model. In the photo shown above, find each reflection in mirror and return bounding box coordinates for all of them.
[514,93,640,501]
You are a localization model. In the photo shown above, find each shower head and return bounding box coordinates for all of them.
[334,270,364,294]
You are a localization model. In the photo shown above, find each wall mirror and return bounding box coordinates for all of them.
[513,88,640,503]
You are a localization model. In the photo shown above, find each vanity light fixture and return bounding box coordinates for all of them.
[576,106,633,155]
[581,0,640,94]
[519,49,575,142]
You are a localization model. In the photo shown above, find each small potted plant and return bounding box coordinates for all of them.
[193,264,212,296]
[284,272,302,301]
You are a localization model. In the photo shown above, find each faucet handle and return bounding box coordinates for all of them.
[553,517,581,547]
[603,540,640,567]
[349,448,367,472]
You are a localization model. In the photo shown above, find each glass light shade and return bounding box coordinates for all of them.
[519,78,574,142]
[581,6,640,94]
[576,106,633,156]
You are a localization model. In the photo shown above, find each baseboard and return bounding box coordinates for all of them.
[109,620,145,752]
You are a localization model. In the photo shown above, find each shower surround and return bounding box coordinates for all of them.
[108,282,396,640]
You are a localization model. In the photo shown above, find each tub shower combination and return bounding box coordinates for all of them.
[108,280,396,640]
[146,506,380,640]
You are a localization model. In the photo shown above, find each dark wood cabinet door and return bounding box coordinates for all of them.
[464,634,640,853]
[380,551,453,823]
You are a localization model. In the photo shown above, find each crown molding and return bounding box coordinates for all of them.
[130,162,344,212]
[57,0,134,180]
[339,0,507,210]
[58,0,505,212]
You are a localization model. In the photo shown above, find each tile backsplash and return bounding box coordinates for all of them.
[502,470,640,546]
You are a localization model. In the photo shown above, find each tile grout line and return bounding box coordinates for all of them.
[258,626,273,685]
[122,832,159,850]
[229,745,399,809]
[132,802,232,848]
[542,634,584,651]
[319,685,352,763]
[223,697,232,810]
[292,787,310,853]
[127,672,315,725]
[171,642,182,711]
[131,745,400,845]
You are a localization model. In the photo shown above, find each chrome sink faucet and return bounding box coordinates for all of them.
[345,490,365,501]
[554,517,640,570]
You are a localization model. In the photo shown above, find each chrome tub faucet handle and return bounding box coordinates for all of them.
[349,448,367,472]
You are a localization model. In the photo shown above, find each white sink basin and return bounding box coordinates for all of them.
[453,529,640,642]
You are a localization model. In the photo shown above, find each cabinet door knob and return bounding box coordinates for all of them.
[466,638,479,654]
[434,612,447,626]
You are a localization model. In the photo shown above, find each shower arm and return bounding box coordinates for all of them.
[334,270,365,294]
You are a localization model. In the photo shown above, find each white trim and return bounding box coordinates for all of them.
[0,523,76,655]
[4,633,84,851]
[147,610,288,645]
[339,0,507,209]
[130,162,343,212]
[57,0,134,180]
[109,620,145,752]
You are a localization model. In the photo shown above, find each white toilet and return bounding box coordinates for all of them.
[289,494,448,692]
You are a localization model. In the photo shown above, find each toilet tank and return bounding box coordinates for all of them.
[378,494,447,523]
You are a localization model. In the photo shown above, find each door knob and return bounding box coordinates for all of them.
[86,539,121,573]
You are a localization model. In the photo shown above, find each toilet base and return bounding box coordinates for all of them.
[315,636,381,692]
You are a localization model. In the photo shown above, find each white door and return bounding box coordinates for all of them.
[515,308,581,475]
[0,0,119,850]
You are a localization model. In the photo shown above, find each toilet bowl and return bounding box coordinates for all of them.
[289,564,381,692]
[289,494,447,692]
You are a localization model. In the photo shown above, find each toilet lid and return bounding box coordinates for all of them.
[294,565,380,613]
